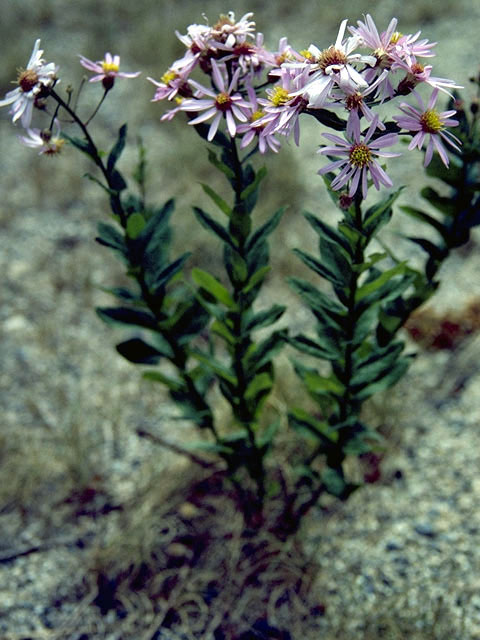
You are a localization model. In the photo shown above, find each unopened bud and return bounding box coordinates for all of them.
[471,99,479,115]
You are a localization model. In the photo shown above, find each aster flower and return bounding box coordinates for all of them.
[289,20,376,108]
[148,61,194,102]
[210,12,256,48]
[179,60,251,140]
[393,57,463,97]
[79,52,141,89]
[19,119,64,156]
[393,88,461,167]
[0,39,57,128]
[237,86,281,154]
[254,66,310,145]
[318,116,401,198]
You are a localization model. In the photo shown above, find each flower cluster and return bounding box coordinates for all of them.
[0,13,462,197]
[148,12,461,197]
[0,41,140,155]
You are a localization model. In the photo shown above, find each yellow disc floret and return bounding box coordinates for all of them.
[269,86,290,106]
[215,92,232,111]
[420,109,444,133]
[161,69,178,85]
[349,143,371,168]
[318,46,347,73]
[101,60,120,74]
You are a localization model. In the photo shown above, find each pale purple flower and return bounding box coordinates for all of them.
[393,57,463,97]
[0,39,57,128]
[318,116,401,198]
[148,61,193,102]
[291,20,376,108]
[179,60,251,140]
[19,119,64,155]
[237,86,281,154]
[254,66,310,145]
[393,88,461,167]
[79,52,141,88]
[210,12,256,48]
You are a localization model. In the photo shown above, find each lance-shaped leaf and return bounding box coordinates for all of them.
[293,248,345,288]
[399,206,450,242]
[355,264,406,303]
[244,304,286,332]
[126,212,146,239]
[143,370,186,393]
[303,212,352,257]
[245,207,286,254]
[288,277,346,328]
[146,252,191,295]
[192,267,237,309]
[350,341,405,388]
[189,350,237,386]
[289,407,338,443]
[240,165,267,201]
[200,183,232,217]
[116,337,166,364]
[193,206,236,248]
[363,188,403,237]
[242,265,271,294]
[107,124,127,173]
[244,371,273,403]
[244,329,287,373]
[96,306,158,331]
[319,236,352,287]
[288,334,339,361]
[207,148,235,180]
[96,222,126,257]
[62,132,96,158]
[353,355,413,402]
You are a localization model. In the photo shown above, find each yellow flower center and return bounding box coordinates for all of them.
[373,48,392,69]
[349,143,371,167]
[43,138,65,156]
[420,109,444,133]
[390,31,403,44]
[17,69,39,92]
[269,86,290,106]
[251,110,265,121]
[161,69,178,85]
[318,46,347,73]
[215,92,232,111]
[101,61,120,74]
[299,49,316,61]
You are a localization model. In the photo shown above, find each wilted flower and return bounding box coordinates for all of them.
[0,39,57,128]
[79,52,141,89]
[394,88,461,166]
[318,116,401,198]
[19,119,64,156]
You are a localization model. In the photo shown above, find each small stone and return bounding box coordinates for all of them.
[414,523,437,538]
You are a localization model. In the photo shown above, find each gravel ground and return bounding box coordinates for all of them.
[1,1,480,638]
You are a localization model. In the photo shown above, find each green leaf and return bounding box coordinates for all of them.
[293,248,345,288]
[245,330,287,372]
[244,371,273,402]
[399,205,449,240]
[193,206,236,248]
[142,370,185,392]
[116,337,165,364]
[321,467,347,497]
[96,306,158,331]
[240,165,267,201]
[354,355,412,401]
[289,407,338,443]
[355,264,406,303]
[363,188,404,237]
[62,132,96,158]
[189,350,237,386]
[207,149,235,180]
[95,222,126,255]
[245,207,286,254]
[200,183,232,217]
[211,319,236,344]
[245,305,286,332]
[147,252,191,294]
[350,341,404,388]
[288,277,346,327]
[107,124,127,173]
[303,211,352,256]
[288,334,339,361]
[192,267,237,309]
[126,212,146,239]
[242,265,271,294]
